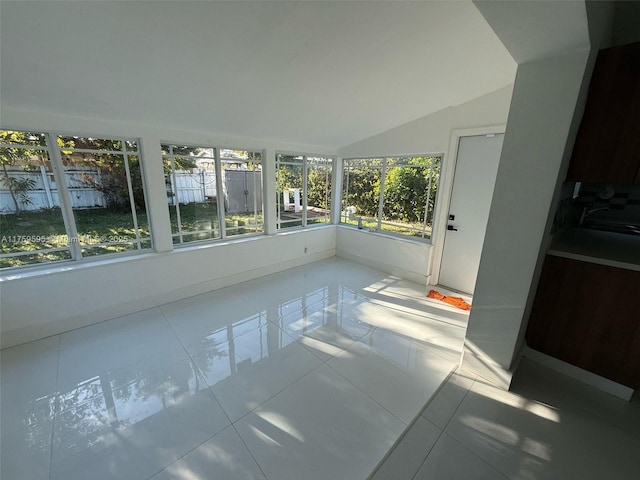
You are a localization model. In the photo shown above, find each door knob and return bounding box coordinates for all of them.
[447,225,458,231]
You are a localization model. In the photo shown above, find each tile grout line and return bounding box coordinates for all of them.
[225,353,327,425]
[391,369,476,480]
[164,299,337,430]
[48,335,61,480]
[410,376,510,480]
[411,431,510,480]
[163,282,346,429]
[407,374,476,480]
[144,311,236,479]
[144,425,232,480]
[205,302,398,427]
[407,419,447,480]
[55,264,459,479]
[438,376,477,432]
[324,355,418,432]
[231,423,271,480]
[323,309,464,431]
[365,367,457,480]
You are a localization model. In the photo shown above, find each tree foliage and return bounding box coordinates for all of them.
[343,157,439,225]
[0,131,48,213]
[307,165,331,209]
[383,157,439,223]
[277,156,331,211]
[342,164,381,217]
[61,137,146,212]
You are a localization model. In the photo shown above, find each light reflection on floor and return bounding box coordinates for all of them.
[1,258,468,480]
[372,358,640,480]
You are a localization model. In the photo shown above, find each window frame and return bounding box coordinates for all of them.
[162,143,265,247]
[341,154,441,241]
[275,153,334,231]
[0,130,152,271]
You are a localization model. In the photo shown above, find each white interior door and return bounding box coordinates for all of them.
[438,133,504,295]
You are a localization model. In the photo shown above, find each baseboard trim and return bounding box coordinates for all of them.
[1,249,336,349]
[460,342,514,390]
[336,250,427,285]
[522,346,634,401]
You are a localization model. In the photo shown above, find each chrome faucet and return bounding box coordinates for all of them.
[579,206,610,226]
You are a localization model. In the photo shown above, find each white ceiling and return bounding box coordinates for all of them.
[0,1,516,149]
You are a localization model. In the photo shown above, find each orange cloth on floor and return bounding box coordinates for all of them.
[427,289,471,311]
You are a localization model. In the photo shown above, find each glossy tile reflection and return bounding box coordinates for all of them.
[193,320,322,422]
[328,327,456,423]
[1,258,469,480]
[0,336,59,480]
[373,361,640,480]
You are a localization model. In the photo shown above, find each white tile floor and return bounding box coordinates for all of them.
[0,258,469,480]
[372,359,640,480]
[7,258,636,480]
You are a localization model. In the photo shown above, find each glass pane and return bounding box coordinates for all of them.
[1,130,47,147]
[127,155,150,247]
[163,158,181,239]
[276,155,304,230]
[1,130,71,268]
[223,150,264,237]
[163,144,220,245]
[58,136,124,152]
[60,137,150,257]
[307,157,332,225]
[341,159,382,229]
[380,156,440,239]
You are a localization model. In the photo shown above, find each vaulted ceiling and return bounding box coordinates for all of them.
[1,1,516,148]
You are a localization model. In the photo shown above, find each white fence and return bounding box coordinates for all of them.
[0,166,105,213]
[1,167,263,214]
[167,169,262,213]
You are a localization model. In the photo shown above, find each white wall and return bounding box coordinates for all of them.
[0,89,513,347]
[338,86,513,157]
[462,51,591,388]
[0,107,338,348]
[336,227,432,285]
[0,227,336,348]
[335,87,513,284]
[459,0,618,389]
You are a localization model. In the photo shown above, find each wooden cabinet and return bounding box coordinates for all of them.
[567,41,640,184]
[526,255,640,388]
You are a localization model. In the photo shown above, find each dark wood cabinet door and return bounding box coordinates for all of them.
[526,255,640,388]
[568,41,640,184]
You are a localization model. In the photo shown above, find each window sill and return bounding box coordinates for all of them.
[0,227,337,282]
[337,224,433,245]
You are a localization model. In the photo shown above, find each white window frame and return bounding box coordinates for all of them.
[275,153,333,230]
[341,155,442,241]
[0,130,151,270]
[162,143,264,246]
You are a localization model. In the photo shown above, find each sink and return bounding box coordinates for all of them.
[582,220,640,236]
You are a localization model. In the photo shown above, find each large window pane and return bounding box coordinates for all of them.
[276,154,333,230]
[341,158,383,230]
[380,156,440,238]
[307,157,332,225]
[341,156,440,240]
[60,136,151,256]
[163,145,220,245]
[276,155,304,230]
[222,149,263,237]
[0,131,71,268]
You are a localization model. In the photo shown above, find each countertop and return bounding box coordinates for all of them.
[548,228,640,271]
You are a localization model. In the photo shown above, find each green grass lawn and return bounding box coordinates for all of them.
[1,203,262,268]
[341,215,432,239]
